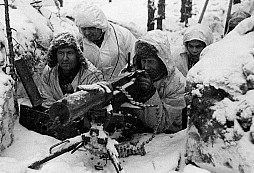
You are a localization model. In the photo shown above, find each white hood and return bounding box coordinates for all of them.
[75,5,109,32]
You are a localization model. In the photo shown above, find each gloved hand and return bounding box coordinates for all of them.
[111,92,129,110]
[128,71,156,103]
[76,81,114,109]
[110,71,156,109]
[76,81,112,94]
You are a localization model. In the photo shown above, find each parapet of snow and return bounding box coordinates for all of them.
[185,15,254,173]
[12,0,53,48]
[187,16,254,98]
[0,70,15,152]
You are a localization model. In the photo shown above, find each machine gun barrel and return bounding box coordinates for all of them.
[49,89,109,125]
[48,71,140,126]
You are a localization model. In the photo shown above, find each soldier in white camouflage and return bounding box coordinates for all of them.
[41,32,103,108]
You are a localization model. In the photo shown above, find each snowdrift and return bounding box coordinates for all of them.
[185,16,254,172]
[0,70,15,152]
[0,0,80,97]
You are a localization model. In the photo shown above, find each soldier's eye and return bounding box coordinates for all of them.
[57,51,64,56]
[0,42,5,49]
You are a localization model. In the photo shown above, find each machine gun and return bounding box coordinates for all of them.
[21,69,151,172]
[15,57,154,172]
[18,66,148,139]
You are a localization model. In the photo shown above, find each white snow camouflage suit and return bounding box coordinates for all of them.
[133,30,186,133]
[41,33,103,108]
[172,24,213,77]
[75,5,137,80]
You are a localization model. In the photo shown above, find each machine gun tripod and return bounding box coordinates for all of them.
[28,120,124,172]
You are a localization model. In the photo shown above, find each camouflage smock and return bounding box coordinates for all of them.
[41,62,103,108]
[172,24,213,77]
[75,5,137,80]
[133,30,186,133]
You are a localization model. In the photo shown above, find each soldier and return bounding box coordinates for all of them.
[172,23,214,77]
[41,32,103,108]
[78,30,186,133]
[224,10,251,35]
[75,5,137,80]
[130,30,186,133]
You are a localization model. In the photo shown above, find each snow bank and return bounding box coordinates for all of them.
[0,0,81,98]
[187,15,254,97]
[185,15,254,172]
[0,69,15,152]
[0,21,16,152]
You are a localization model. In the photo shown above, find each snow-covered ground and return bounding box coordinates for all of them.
[0,0,253,172]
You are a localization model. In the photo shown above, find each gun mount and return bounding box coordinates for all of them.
[19,69,153,172]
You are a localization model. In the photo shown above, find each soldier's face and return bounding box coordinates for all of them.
[140,56,161,79]
[57,47,79,73]
[79,27,103,42]
[186,40,206,57]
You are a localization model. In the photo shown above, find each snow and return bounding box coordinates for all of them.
[187,16,254,96]
[0,0,253,172]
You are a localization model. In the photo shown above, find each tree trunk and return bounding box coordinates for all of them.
[4,0,19,114]
[157,0,165,30]
[147,0,155,31]
[181,0,192,27]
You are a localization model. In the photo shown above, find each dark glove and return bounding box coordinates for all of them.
[111,92,129,110]
[111,71,156,110]
[128,71,156,103]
